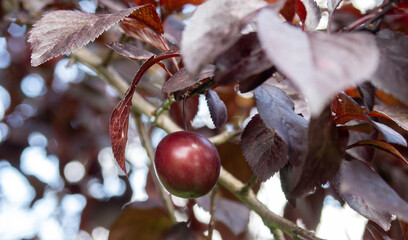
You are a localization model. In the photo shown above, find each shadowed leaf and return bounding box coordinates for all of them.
[196,196,250,235]
[254,84,308,166]
[357,81,376,112]
[181,0,269,76]
[214,32,273,87]
[28,7,146,66]
[334,160,408,231]
[257,9,379,115]
[109,200,172,240]
[347,140,408,165]
[161,222,196,240]
[107,42,154,60]
[241,114,289,181]
[206,89,228,128]
[371,30,408,105]
[290,107,343,198]
[163,65,215,94]
[110,49,180,174]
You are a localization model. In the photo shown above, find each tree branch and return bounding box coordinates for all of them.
[134,114,176,223]
[72,47,321,240]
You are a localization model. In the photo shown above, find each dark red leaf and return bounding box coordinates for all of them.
[366,222,394,240]
[160,0,206,13]
[279,0,321,30]
[205,89,228,128]
[371,30,408,105]
[254,84,308,166]
[239,67,276,93]
[181,0,269,76]
[132,0,158,7]
[357,81,376,112]
[290,107,343,198]
[332,93,407,147]
[347,139,408,165]
[240,114,289,181]
[196,196,250,236]
[28,7,146,66]
[257,9,379,115]
[107,41,154,60]
[109,200,173,240]
[334,160,408,231]
[110,49,181,174]
[214,32,273,87]
[162,65,215,94]
[127,4,164,34]
[120,4,166,51]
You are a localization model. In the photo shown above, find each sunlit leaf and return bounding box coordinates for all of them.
[334,160,408,231]
[110,49,181,174]
[257,9,379,115]
[206,89,228,128]
[28,7,146,66]
[181,0,269,76]
[241,114,289,181]
[254,84,308,166]
[347,139,408,165]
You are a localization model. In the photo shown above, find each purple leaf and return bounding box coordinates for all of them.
[110,49,180,174]
[28,7,145,67]
[290,107,343,198]
[196,196,250,235]
[241,114,289,181]
[163,16,185,45]
[162,65,215,94]
[214,32,273,87]
[254,84,308,166]
[334,160,408,230]
[370,30,408,105]
[257,9,379,115]
[239,67,276,93]
[181,0,269,76]
[106,42,154,60]
[205,89,228,128]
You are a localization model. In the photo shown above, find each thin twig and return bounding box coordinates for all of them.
[207,186,218,240]
[134,114,176,223]
[218,169,323,240]
[240,175,258,196]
